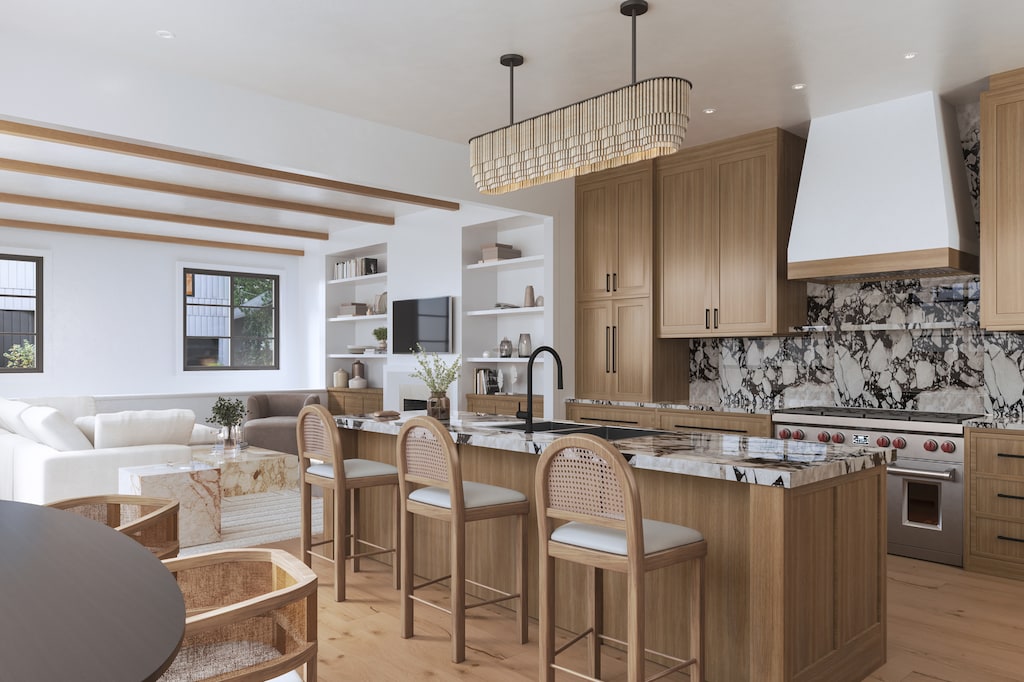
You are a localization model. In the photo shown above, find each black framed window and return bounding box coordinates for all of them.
[184,268,279,370]
[0,254,42,373]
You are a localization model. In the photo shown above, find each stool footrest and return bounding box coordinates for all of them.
[554,627,593,656]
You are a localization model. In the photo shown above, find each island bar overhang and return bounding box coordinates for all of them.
[331,417,888,682]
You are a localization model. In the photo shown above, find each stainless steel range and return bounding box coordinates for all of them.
[771,406,985,567]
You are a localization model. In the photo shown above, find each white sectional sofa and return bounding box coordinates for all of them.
[0,396,219,504]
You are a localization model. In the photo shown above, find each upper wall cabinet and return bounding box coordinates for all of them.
[576,165,653,300]
[656,128,807,338]
[981,67,1024,330]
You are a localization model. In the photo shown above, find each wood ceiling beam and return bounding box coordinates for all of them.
[0,157,396,225]
[0,119,460,212]
[0,217,305,257]
[0,192,330,241]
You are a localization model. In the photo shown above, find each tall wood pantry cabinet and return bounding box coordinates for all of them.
[575,162,689,402]
[981,67,1024,330]
[656,128,807,337]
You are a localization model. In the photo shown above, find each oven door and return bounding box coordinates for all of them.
[886,457,964,566]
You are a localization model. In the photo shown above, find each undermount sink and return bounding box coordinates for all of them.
[494,421,671,441]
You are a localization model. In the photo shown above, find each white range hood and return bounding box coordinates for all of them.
[787,91,978,282]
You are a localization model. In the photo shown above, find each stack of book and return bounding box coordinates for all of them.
[337,302,368,316]
[333,257,379,279]
[480,243,521,262]
[475,368,499,394]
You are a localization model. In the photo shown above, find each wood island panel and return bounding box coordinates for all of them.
[341,427,886,682]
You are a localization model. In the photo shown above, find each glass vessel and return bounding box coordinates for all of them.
[518,333,532,358]
[427,392,451,422]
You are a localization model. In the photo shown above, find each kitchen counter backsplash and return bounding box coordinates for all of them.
[689,275,1024,421]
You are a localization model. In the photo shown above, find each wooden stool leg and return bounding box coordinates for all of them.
[691,555,706,682]
[539,549,555,682]
[517,512,528,644]
[627,564,643,682]
[333,484,346,602]
[351,488,361,573]
[400,507,415,638]
[300,480,312,567]
[590,566,603,679]
[451,517,466,663]
[392,484,400,590]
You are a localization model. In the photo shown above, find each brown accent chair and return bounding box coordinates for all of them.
[244,393,320,455]
[46,494,180,559]
[535,434,707,682]
[397,415,529,663]
[159,548,317,682]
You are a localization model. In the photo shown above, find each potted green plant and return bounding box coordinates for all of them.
[207,397,247,454]
[372,326,388,352]
[409,345,461,422]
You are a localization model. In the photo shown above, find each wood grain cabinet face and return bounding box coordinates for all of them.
[966,430,1024,578]
[656,129,806,338]
[575,297,653,402]
[464,394,542,417]
[327,388,383,416]
[657,410,772,437]
[981,69,1024,330]
[564,403,659,428]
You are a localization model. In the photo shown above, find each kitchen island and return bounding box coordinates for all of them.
[333,412,894,682]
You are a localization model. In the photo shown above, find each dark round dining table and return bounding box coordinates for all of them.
[0,500,186,682]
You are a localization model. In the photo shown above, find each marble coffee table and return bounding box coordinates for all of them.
[189,446,299,497]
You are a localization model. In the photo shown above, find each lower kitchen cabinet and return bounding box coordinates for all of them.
[564,402,659,428]
[464,393,542,417]
[658,410,771,437]
[965,429,1024,579]
[326,387,383,416]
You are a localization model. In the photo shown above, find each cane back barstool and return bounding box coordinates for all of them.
[396,415,529,663]
[536,434,707,682]
[297,403,400,602]
[46,494,180,559]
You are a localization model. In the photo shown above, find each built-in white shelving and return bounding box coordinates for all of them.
[465,357,545,363]
[327,353,389,360]
[325,243,389,389]
[465,307,545,317]
[465,254,545,271]
[328,314,388,323]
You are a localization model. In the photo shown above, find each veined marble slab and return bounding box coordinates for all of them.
[191,447,299,497]
[119,462,221,547]
[335,411,895,489]
[565,398,770,414]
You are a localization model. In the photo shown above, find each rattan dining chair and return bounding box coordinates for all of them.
[159,548,317,682]
[297,403,400,601]
[46,493,180,559]
[536,433,708,682]
[396,415,529,664]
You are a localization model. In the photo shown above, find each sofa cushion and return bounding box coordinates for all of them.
[93,409,196,449]
[74,416,96,444]
[0,399,33,439]
[20,406,94,451]
[20,396,96,422]
[189,423,221,445]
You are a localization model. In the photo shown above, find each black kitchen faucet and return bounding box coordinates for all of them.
[516,345,564,434]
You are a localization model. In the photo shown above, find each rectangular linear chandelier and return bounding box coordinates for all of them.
[469,1,691,195]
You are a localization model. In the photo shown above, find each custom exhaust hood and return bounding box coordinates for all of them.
[787,91,978,282]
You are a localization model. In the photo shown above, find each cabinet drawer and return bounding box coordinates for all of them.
[465,394,542,417]
[657,411,771,437]
[564,404,658,428]
[972,517,1024,561]
[973,477,1024,518]
[970,432,1024,477]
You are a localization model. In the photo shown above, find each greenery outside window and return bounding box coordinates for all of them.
[1,254,42,373]
[184,268,279,370]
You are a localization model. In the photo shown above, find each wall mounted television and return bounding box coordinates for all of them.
[392,296,454,354]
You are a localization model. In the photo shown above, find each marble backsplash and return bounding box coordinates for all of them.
[689,276,1024,419]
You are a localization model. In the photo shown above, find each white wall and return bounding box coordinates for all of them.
[0,35,575,403]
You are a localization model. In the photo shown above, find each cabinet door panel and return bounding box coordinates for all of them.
[658,159,717,336]
[576,300,612,398]
[716,150,773,334]
[612,298,652,400]
[614,172,652,297]
[576,182,615,299]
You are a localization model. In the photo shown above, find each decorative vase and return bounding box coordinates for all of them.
[518,333,532,358]
[523,285,536,308]
[427,391,451,422]
[218,424,242,459]
[499,337,513,358]
[333,368,349,388]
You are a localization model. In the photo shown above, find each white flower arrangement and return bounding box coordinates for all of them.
[409,345,462,394]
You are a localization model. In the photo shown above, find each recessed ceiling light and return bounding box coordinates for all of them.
[702,107,717,115]
[155,29,176,39]
[791,83,806,91]
[904,52,918,60]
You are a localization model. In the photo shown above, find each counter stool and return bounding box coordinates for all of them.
[536,434,707,682]
[297,403,399,602]
[397,416,529,663]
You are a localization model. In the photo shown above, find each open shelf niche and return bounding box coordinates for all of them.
[325,243,389,390]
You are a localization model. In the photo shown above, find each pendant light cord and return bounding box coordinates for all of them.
[631,8,637,85]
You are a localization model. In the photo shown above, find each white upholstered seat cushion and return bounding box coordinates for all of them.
[409,481,526,509]
[307,458,398,479]
[20,405,93,451]
[93,409,196,449]
[551,519,703,556]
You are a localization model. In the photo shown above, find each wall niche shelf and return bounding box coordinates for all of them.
[325,243,389,390]
[465,307,545,317]
[327,353,389,360]
[465,254,545,271]
[466,357,546,364]
[328,272,387,286]
[328,314,388,323]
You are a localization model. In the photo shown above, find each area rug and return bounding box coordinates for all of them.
[181,489,323,556]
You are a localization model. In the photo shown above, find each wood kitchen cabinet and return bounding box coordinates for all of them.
[657,409,772,437]
[564,402,659,428]
[464,393,542,417]
[656,128,807,337]
[326,387,383,416]
[981,67,1024,330]
[965,428,1024,579]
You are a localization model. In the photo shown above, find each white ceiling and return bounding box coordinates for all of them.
[2,0,1023,251]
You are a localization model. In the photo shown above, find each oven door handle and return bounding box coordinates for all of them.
[887,465,957,481]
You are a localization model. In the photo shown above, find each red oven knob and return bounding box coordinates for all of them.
[832,432,845,444]
[778,428,791,439]
[817,431,831,443]
[876,436,891,447]
[923,439,939,452]
[792,429,805,440]
[941,440,956,454]
[892,437,907,449]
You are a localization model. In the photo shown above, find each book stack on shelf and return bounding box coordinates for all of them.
[480,243,521,262]
[334,257,379,279]
[338,302,368,316]
[475,368,499,394]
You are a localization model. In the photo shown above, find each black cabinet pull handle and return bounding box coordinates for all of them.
[581,417,640,425]
[997,452,1024,459]
[998,534,1024,544]
[605,326,611,373]
[997,492,1024,501]
[613,272,618,291]
[612,325,618,373]
[705,308,710,330]
[714,308,719,329]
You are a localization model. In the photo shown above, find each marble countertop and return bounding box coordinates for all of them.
[334,411,895,488]
[566,398,772,415]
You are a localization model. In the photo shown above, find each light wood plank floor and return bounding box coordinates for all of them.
[262,538,1024,681]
